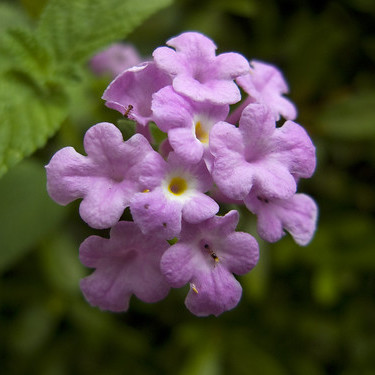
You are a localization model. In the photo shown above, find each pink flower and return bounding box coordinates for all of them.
[228,60,297,124]
[46,122,161,229]
[210,103,316,201]
[130,152,219,239]
[152,85,229,165]
[90,43,142,78]
[153,32,250,105]
[160,211,259,316]
[102,61,171,126]
[245,189,318,245]
[80,221,170,312]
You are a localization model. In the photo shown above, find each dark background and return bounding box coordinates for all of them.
[1,0,375,374]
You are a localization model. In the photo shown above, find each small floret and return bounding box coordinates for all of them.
[102,61,171,126]
[153,32,250,105]
[160,211,259,316]
[152,85,229,166]
[245,190,318,245]
[229,60,297,124]
[210,103,316,201]
[90,43,142,78]
[46,122,162,229]
[79,221,170,312]
[130,152,219,239]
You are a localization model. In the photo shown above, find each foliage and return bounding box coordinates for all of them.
[1,0,375,374]
[0,0,173,178]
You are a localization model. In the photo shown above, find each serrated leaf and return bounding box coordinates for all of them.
[0,2,30,33]
[37,0,173,63]
[317,91,375,140]
[0,27,54,80]
[0,159,66,272]
[0,72,68,177]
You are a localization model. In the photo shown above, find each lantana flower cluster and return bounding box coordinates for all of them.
[46,32,317,317]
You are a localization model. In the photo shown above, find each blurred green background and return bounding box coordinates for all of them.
[1,0,375,374]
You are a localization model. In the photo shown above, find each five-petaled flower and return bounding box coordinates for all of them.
[80,221,170,312]
[161,211,259,316]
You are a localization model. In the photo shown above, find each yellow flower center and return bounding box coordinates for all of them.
[195,121,209,144]
[168,177,188,195]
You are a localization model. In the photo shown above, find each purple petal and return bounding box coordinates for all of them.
[282,193,318,245]
[239,103,275,146]
[152,85,193,132]
[90,43,142,78]
[46,123,165,229]
[79,222,170,312]
[173,76,241,105]
[209,122,253,199]
[245,192,318,245]
[271,120,316,179]
[206,210,240,235]
[237,60,297,121]
[215,52,250,79]
[102,62,171,126]
[153,32,246,105]
[152,46,183,76]
[168,127,203,164]
[46,147,91,205]
[166,152,214,193]
[80,265,132,312]
[130,189,182,240]
[46,123,157,229]
[222,232,259,274]
[152,85,229,162]
[211,104,315,201]
[166,32,217,57]
[160,243,195,288]
[182,193,219,223]
[252,160,297,199]
[185,267,243,317]
[210,121,245,155]
[78,178,133,229]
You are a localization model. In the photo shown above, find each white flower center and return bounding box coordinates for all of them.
[168,177,188,195]
[193,114,213,145]
[195,121,209,144]
[162,172,197,202]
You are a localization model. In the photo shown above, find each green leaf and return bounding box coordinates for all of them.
[0,159,66,272]
[0,0,173,179]
[0,71,68,177]
[149,122,168,146]
[0,27,70,177]
[117,119,137,141]
[0,27,54,80]
[0,2,30,34]
[37,0,174,63]
[317,90,375,140]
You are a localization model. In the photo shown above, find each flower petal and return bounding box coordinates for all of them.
[161,243,195,288]
[182,193,219,223]
[102,62,171,126]
[185,267,242,317]
[79,222,170,311]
